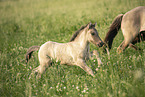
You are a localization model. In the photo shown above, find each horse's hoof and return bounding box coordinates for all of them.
[117,48,123,54]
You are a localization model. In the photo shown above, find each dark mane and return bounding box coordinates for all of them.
[70,24,88,42]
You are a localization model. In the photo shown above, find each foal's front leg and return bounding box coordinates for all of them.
[90,50,102,66]
[76,59,95,77]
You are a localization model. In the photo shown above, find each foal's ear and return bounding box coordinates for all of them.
[87,22,92,29]
[92,22,97,27]
[94,22,97,27]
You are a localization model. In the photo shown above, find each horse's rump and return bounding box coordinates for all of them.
[122,6,145,33]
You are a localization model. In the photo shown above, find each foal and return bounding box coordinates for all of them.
[26,23,104,77]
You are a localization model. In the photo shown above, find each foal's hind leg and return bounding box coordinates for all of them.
[37,57,52,78]
[29,56,52,78]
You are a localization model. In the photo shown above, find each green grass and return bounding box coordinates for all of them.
[0,0,145,97]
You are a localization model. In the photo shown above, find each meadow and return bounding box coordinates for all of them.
[0,0,145,96]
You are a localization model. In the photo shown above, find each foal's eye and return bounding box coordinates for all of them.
[91,33,95,35]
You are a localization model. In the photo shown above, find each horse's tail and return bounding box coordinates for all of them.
[26,46,40,63]
[104,14,124,50]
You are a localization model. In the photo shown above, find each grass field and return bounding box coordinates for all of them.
[0,0,145,97]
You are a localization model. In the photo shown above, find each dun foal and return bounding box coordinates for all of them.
[26,23,104,77]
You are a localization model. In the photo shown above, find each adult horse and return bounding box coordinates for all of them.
[104,6,145,53]
[26,23,104,77]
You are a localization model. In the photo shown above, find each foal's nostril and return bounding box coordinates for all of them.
[98,42,104,47]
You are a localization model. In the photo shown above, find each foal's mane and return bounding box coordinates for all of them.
[70,24,88,42]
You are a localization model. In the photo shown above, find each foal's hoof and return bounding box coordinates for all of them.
[36,74,42,79]
[91,74,95,77]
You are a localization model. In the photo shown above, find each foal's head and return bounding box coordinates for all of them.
[85,23,104,47]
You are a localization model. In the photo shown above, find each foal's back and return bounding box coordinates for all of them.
[38,41,76,65]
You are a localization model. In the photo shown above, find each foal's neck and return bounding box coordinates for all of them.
[74,30,89,48]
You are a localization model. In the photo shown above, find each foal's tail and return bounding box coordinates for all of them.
[26,46,40,63]
[104,14,124,50]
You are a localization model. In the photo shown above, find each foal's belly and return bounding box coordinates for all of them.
[59,57,75,65]
[55,51,75,65]
[52,43,75,65]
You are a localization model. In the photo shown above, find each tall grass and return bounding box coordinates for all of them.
[0,0,144,96]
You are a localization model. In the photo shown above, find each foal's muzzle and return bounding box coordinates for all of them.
[97,41,104,47]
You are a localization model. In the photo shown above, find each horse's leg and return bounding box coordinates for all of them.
[117,37,134,53]
[121,34,136,53]
[129,31,145,50]
[129,43,142,50]
[141,31,145,41]
[76,59,95,77]
[117,41,125,53]
[117,27,139,53]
